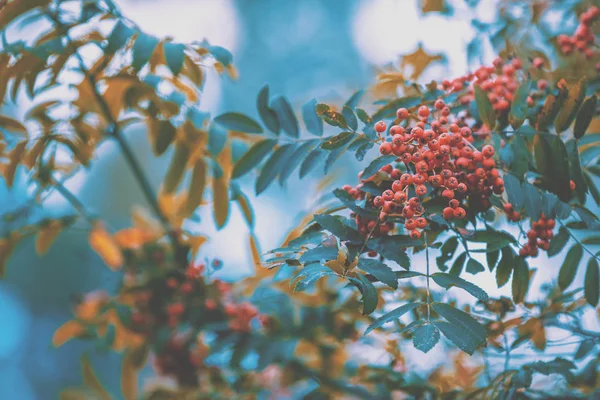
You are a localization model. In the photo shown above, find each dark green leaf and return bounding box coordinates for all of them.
[162,142,190,193]
[278,141,317,185]
[272,96,299,138]
[299,148,327,178]
[314,214,363,244]
[332,189,376,218]
[324,143,349,174]
[496,247,514,288]
[163,42,185,76]
[574,339,595,360]
[510,134,531,177]
[152,120,176,156]
[361,155,397,179]
[356,108,371,124]
[523,183,542,220]
[566,139,587,203]
[208,124,227,156]
[584,258,599,307]
[302,98,323,136]
[436,237,458,271]
[549,136,572,201]
[231,139,277,179]
[367,235,419,269]
[342,106,358,131]
[256,84,280,134]
[466,258,485,275]
[396,271,425,279]
[214,112,263,134]
[431,272,489,301]
[584,172,600,206]
[509,81,531,129]
[106,21,135,54]
[358,259,398,289]
[474,84,495,129]
[355,274,378,315]
[365,302,424,334]
[256,144,295,194]
[432,303,487,353]
[558,244,583,290]
[487,249,500,272]
[504,173,524,211]
[413,324,440,353]
[574,95,597,139]
[293,265,337,291]
[321,131,355,150]
[512,256,529,304]
[344,90,365,110]
[433,321,480,355]
[548,227,570,257]
[449,252,467,276]
[372,97,420,121]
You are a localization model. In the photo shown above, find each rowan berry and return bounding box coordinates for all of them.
[375,121,387,133]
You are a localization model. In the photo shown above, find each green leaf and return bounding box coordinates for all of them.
[504,173,524,211]
[355,274,378,315]
[106,21,135,54]
[316,103,348,128]
[558,244,583,290]
[584,171,600,206]
[299,247,338,263]
[184,158,207,216]
[510,134,531,178]
[208,124,227,156]
[232,186,254,228]
[163,42,186,76]
[314,214,363,244]
[278,141,318,185]
[293,265,337,291]
[566,139,587,203]
[366,235,419,269]
[302,98,323,136]
[496,247,514,288]
[536,90,567,131]
[449,252,467,276]
[474,84,496,129]
[272,96,299,138]
[255,144,295,195]
[533,133,551,177]
[413,324,440,353]
[152,120,176,156]
[323,144,349,174]
[549,136,572,201]
[436,237,458,271]
[548,227,570,256]
[432,303,487,354]
[321,131,355,150]
[431,272,489,301]
[202,41,233,66]
[214,112,263,134]
[584,258,599,307]
[512,256,530,304]
[365,302,424,334]
[231,139,277,179]
[342,106,358,131]
[256,84,280,134]
[509,81,531,129]
[132,33,159,70]
[466,258,485,274]
[361,155,397,179]
[433,321,480,355]
[574,339,595,360]
[332,189,376,218]
[213,168,229,229]
[555,78,587,133]
[358,259,398,289]
[396,271,425,279]
[372,96,420,121]
[299,148,327,178]
[522,183,542,220]
[356,108,371,124]
[468,229,517,248]
[574,95,597,140]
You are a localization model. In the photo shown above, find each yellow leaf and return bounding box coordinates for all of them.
[183,57,204,87]
[400,44,443,80]
[121,350,139,400]
[0,115,27,134]
[249,233,261,269]
[53,320,85,347]
[35,219,62,255]
[4,140,27,188]
[23,136,48,168]
[185,235,208,259]
[102,77,137,120]
[213,146,231,228]
[89,222,123,270]
[184,159,206,218]
[73,79,102,115]
[0,238,15,278]
[0,0,50,32]
[149,41,165,74]
[131,206,164,237]
[421,0,445,13]
[236,191,254,228]
[113,227,152,250]
[169,77,198,103]
[162,141,190,193]
[81,356,111,400]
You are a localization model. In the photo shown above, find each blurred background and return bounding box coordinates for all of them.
[0,0,596,398]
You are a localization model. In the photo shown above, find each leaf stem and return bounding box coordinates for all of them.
[558,219,599,262]
[425,231,431,321]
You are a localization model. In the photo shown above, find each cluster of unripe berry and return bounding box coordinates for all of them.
[557,6,599,59]
[341,99,504,240]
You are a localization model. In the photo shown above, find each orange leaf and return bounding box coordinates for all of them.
[113,227,152,250]
[53,320,85,347]
[121,350,139,400]
[35,220,62,255]
[81,356,111,400]
[89,222,123,270]
[249,233,261,269]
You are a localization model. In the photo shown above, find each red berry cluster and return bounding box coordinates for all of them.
[503,202,522,222]
[342,100,504,239]
[557,6,599,59]
[520,214,556,258]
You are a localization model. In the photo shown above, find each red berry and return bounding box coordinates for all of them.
[418,106,430,119]
[396,108,409,119]
[443,207,454,220]
[410,229,421,240]
[375,121,387,133]
[379,142,392,155]
[454,207,466,219]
